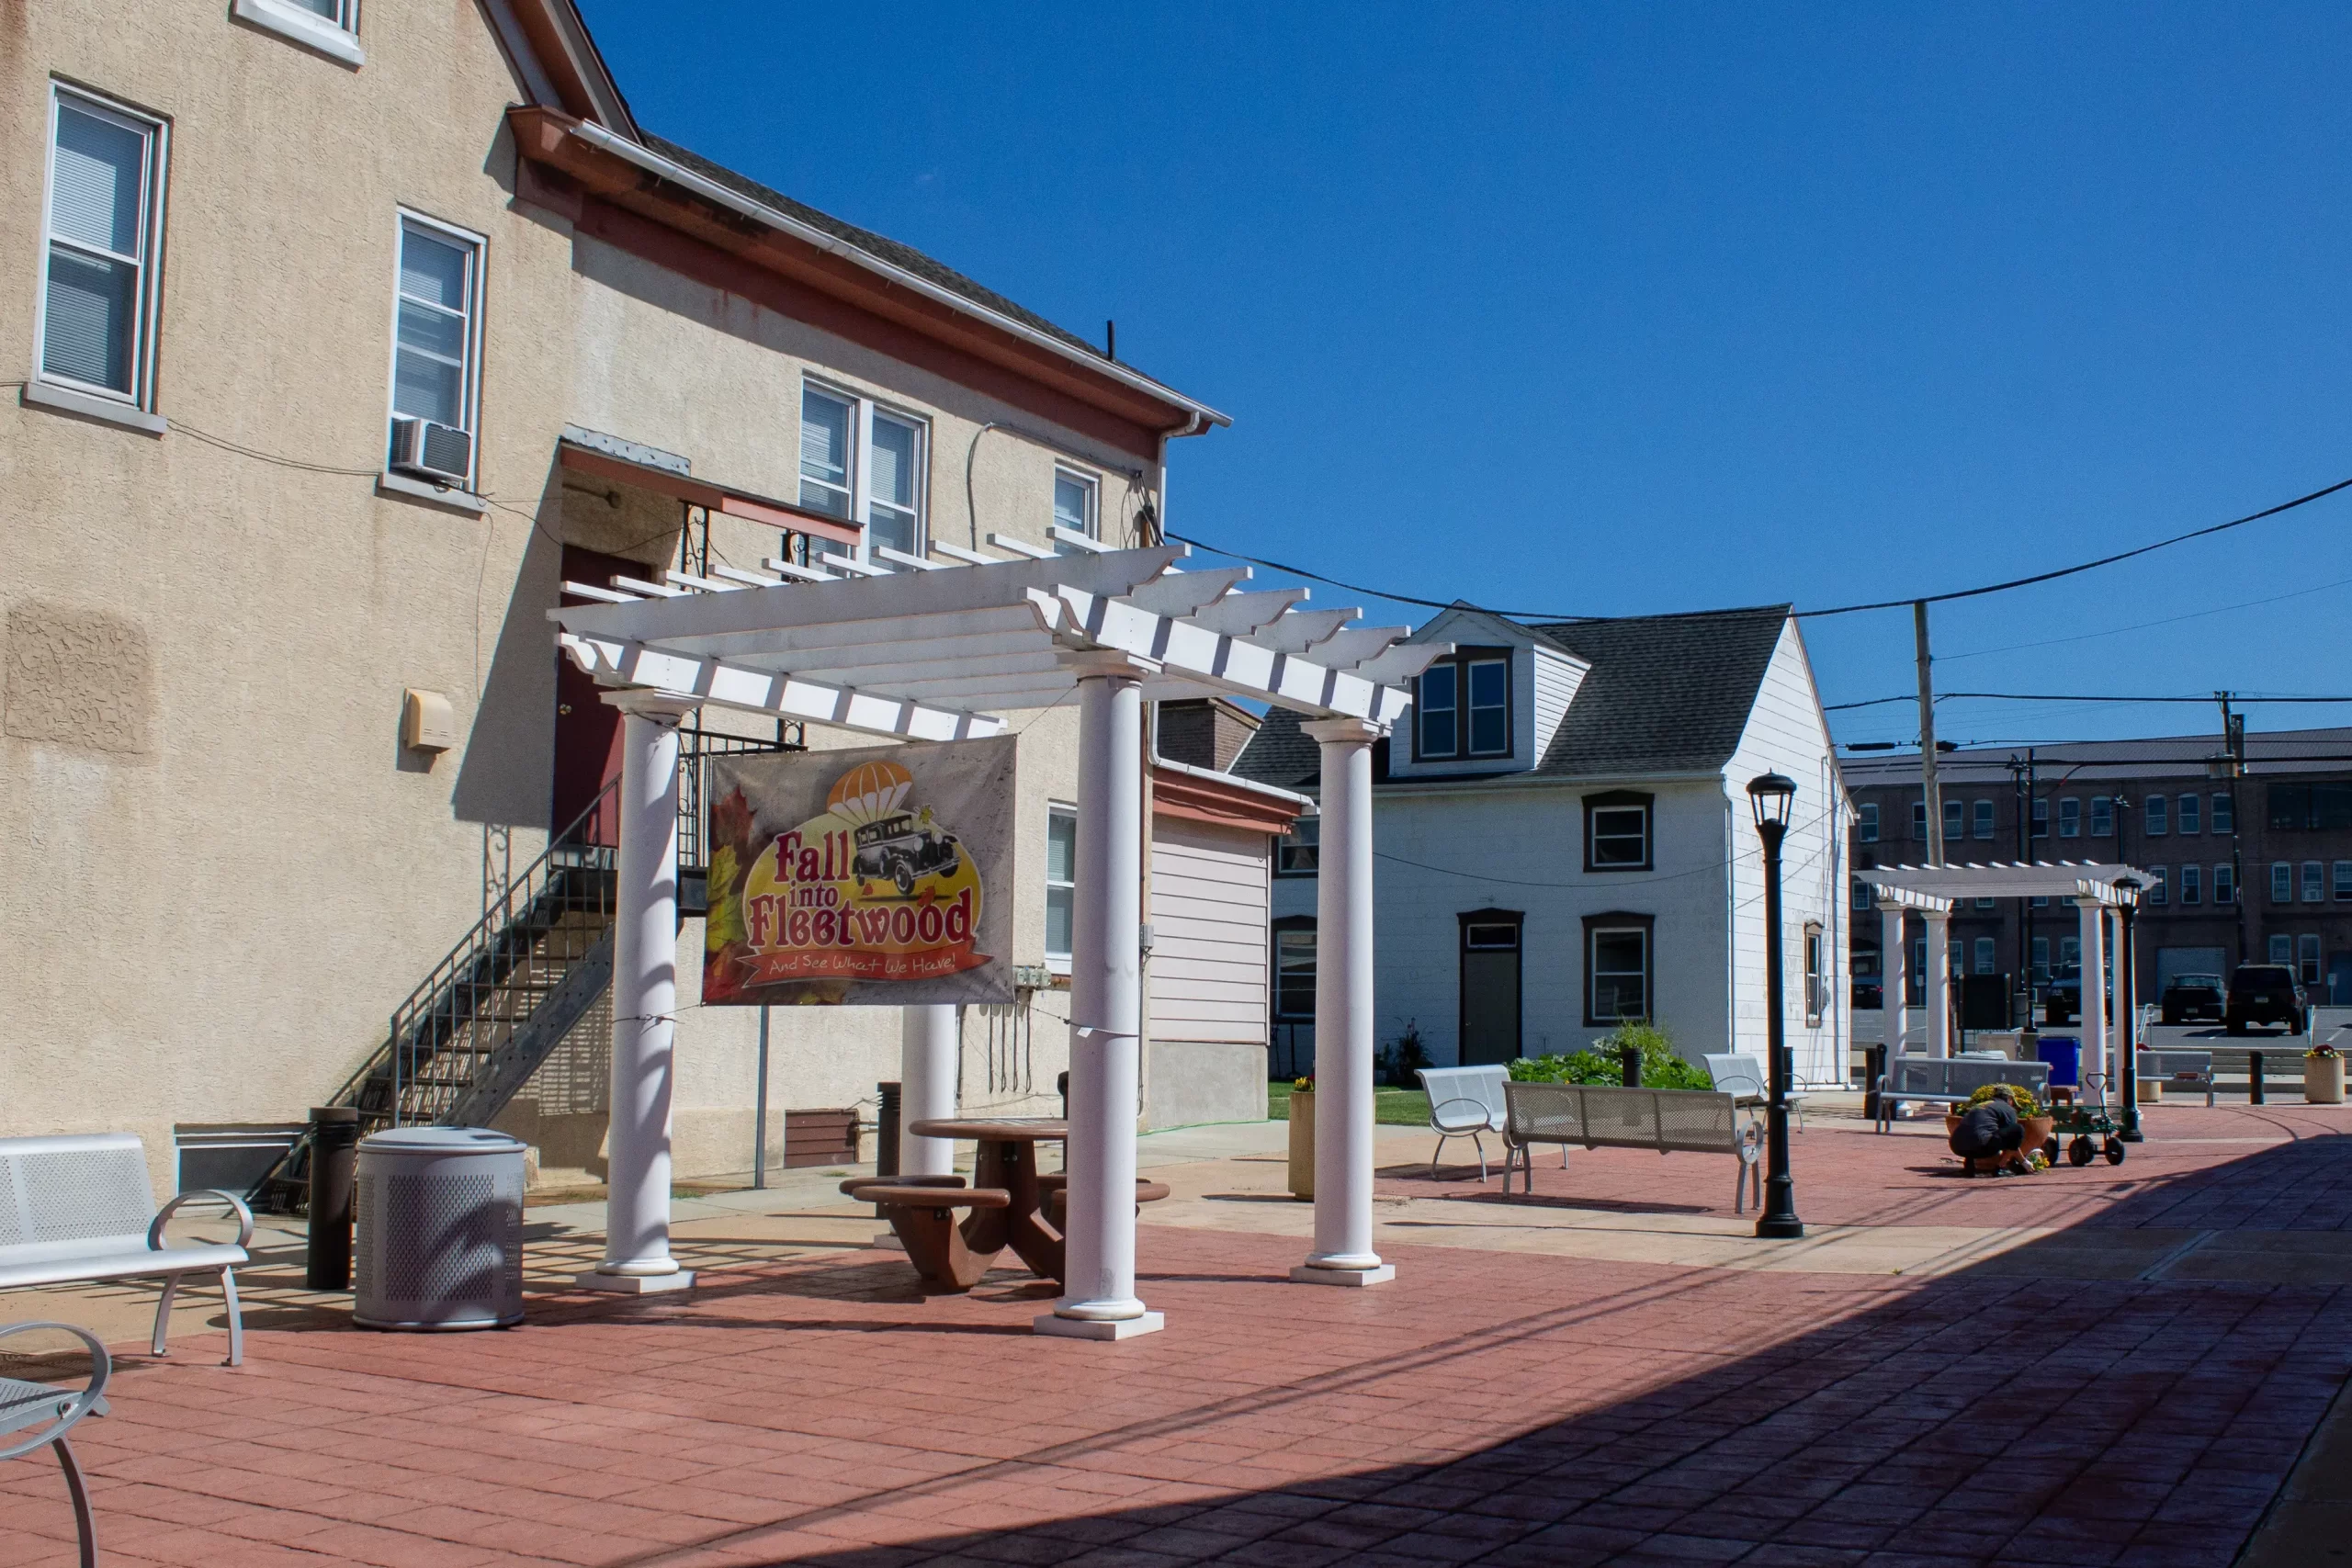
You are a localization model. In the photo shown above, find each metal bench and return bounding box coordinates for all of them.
[1500,1082,1764,1213]
[1,1322,110,1568]
[1873,1055,2052,1133]
[1702,1054,1809,1132]
[1416,1065,1509,1179]
[0,1134,253,1366]
[2137,1050,2216,1107]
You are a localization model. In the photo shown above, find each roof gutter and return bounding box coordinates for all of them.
[566,120,1230,438]
[1152,750,1316,812]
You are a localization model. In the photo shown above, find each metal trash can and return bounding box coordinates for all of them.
[354,1127,526,1330]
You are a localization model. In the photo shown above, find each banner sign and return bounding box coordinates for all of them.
[701,736,1016,1006]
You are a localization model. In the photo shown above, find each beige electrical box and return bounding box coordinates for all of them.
[401,688,458,752]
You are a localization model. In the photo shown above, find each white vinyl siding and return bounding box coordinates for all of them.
[1528,643,1588,764]
[40,87,166,406]
[1148,818,1272,1043]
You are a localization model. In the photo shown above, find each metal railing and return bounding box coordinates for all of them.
[677,726,800,871]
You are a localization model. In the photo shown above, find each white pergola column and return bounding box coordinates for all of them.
[899,1005,958,1177]
[579,691,700,1294]
[1880,907,1908,1056]
[1294,717,1395,1288]
[1037,652,1161,1340]
[2077,897,2109,1097]
[1923,908,1953,1059]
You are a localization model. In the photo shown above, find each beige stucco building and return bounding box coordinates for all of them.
[1,0,1291,1196]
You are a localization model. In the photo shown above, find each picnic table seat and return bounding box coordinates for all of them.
[0,1134,253,1366]
[854,1183,1013,1292]
[1415,1065,1510,1179]
[1702,1054,1809,1132]
[1,1321,110,1568]
[1039,1174,1170,1229]
[1501,1082,1764,1213]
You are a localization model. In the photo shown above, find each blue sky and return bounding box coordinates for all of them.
[579,3,2352,750]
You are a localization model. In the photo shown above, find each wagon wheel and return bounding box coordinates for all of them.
[2103,1136,2126,1167]
[2068,1136,2095,1168]
[894,863,915,897]
[2043,1135,2061,1165]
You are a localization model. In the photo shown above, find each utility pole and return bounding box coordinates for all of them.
[2219,693,2248,967]
[1916,601,1942,866]
[2011,750,2037,1019]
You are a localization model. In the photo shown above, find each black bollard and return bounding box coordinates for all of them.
[1620,1044,1641,1087]
[876,1081,901,1178]
[1863,1043,1886,1122]
[305,1107,360,1291]
[2250,1052,2266,1105]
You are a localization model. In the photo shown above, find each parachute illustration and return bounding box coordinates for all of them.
[825,759,915,825]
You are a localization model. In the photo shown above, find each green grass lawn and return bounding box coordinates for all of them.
[1267,1080,1430,1125]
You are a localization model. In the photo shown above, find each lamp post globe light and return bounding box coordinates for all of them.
[2112,874,2144,1143]
[1747,773,1804,1240]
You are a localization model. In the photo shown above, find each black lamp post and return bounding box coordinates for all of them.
[2113,875,2144,1142]
[1748,772,1804,1239]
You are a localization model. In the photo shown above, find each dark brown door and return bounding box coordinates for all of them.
[552,546,653,846]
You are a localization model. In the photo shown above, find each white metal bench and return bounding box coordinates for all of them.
[1,1321,110,1567]
[1500,1082,1764,1213]
[1702,1053,1809,1132]
[1873,1055,2053,1133]
[0,1134,254,1366]
[2137,1050,2216,1107]
[1416,1065,1509,1179]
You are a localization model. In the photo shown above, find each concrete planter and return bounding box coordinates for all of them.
[1287,1090,1315,1199]
[2307,1055,2346,1105]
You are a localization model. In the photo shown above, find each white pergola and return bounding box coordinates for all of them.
[549,537,1442,1337]
[1860,861,2152,1093]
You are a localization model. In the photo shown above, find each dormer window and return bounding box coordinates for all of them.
[1415,649,1510,761]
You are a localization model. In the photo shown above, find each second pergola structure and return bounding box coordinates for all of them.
[551,541,1441,1337]
[1860,861,2152,1094]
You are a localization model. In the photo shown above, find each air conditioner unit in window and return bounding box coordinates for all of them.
[390,417,472,485]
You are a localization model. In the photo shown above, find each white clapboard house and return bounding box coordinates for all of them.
[1233,604,1852,1086]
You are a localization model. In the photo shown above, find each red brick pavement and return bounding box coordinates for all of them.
[1,1121,2346,1568]
[1386,1105,2352,1231]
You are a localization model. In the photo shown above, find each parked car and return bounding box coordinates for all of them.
[1851,979,1883,1011]
[2159,973,2225,1027]
[2043,964,2112,1026]
[2224,964,2309,1035]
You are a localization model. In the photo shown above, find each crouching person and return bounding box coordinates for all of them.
[1950,1085,2029,1176]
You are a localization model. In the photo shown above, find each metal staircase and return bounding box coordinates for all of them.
[253,728,796,1211]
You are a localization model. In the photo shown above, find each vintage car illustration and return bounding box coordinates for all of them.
[852,811,962,896]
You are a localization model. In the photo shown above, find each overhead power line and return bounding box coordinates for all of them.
[1825,692,2352,713]
[1170,471,2352,625]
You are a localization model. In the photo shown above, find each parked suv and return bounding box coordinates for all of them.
[2043,964,2111,1026]
[2224,964,2308,1035]
[2159,973,2225,1027]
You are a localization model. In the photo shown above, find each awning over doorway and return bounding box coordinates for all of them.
[557,439,863,546]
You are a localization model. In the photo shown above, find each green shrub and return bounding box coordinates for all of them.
[1507,1022,1712,1090]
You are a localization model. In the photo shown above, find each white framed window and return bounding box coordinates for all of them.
[1585,794,1651,871]
[2269,933,2292,965]
[2031,797,2049,840]
[2213,863,2233,906]
[1272,921,1317,1021]
[2212,793,2234,833]
[1044,804,1076,967]
[2179,864,2199,906]
[1858,802,1878,842]
[1972,800,1995,840]
[2335,861,2352,902]
[2061,936,2080,966]
[39,85,168,412]
[1851,878,1873,911]
[1942,799,1964,844]
[1415,651,1510,761]
[2273,862,2293,904]
[1911,936,1927,978]
[1586,921,1650,1024]
[2089,796,2114,837]
[1973,937,1996,976]
[1276,815,1318,876]
[2031,936,2050,979]
[2143,795,2167,836]
[2178,794,2200,835]
[2301,933,2322,984]
[797,380,929,564]
[2059,797,2081,838]
[387,211,483,483]
[1804,923,1826,1024]
[232,0,364,66]
[1912,800,1928,840]
[2147,867,2167,906]
[1052,466,1099,545]
[1974,897,1996,911]
[1949,938,1964,976]
[2303,861,2324,904]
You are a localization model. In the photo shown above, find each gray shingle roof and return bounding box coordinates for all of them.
[644,134,1105,361]
[1227,604,1792,791]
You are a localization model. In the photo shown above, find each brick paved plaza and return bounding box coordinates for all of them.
[5,1102,2349,1567]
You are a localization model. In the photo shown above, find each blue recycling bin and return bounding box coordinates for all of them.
[2036,1036,2081,1090]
